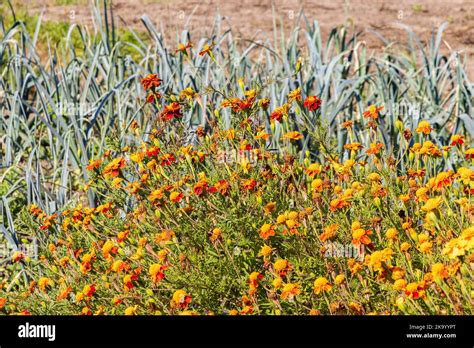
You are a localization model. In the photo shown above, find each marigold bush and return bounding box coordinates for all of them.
[0,72,472,315]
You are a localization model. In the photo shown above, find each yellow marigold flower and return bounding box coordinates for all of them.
[385,228,398,240]
[179,87,196,100]
[391,267,405,280]
[38,277,54,292]
[348,302,363,313]
[311,178,324,192]
[158,249,169,263]
[313,277,332,294]
[273,259,292,276]
[124,306,137,315]
[442,226,474,259]
[112,260,126,273]
[272,277,283,289]
[276,214,287,224]
[285,219,297,229]
[419,241,433,253]
[367,172,381,182]
[258,244,274,258]
[75,292,84,302]
[130,152,145,163]
[305,163,322,178]
[415,120,432,134]
[210,228,222,242]
[280,283,301,300]
[334,274,345,285]
[457,167,473,184]
[431,263,448,280]
[287,211,299,220]
[415,187,429,202]
[393,279,407,290]
[400,242,411,252]
[421,197,442,212]
[111,177,123,188]
[418,233,429,244]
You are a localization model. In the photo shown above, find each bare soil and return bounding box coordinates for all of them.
[20,0,474,77]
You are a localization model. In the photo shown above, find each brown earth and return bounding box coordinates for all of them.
[18,0,474,77]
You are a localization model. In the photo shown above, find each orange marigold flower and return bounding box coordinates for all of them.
[320,224,338,242]
[270,103,290,122]
[141,74,162,90]
[248,271,264,295]
[415,120,432,135]
[287,88,302,103]
[329,198,350,211]
[241,178,257,191]
[149,263,167,283]
[160,153,176,166]
[171,290,192,309]
[305,163,322,178]
[259,223,276,240]
[199,43,214,57]
[83,284,96,297]
[352,222,372,246]
[465,148,474,160]
[210,228,222,243]
[344,143,363,151]
[176,42,193,54]
[450,134,464,146]
[282,131,304,141]
[0,298,6,309]
[341,120,353,129]
[303,96,322,111]
[103,157,126,177]
[366,142,384,155]
[273,259,292,277]
[86,159,102,171]
[405,282,426,299]
[363,104,384,120]
[161,102,182,121]
[280,283,301,300]
[209,180,230,195]
[313,277,332,294]
[146,92,161,103]
[169,191,184,203]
